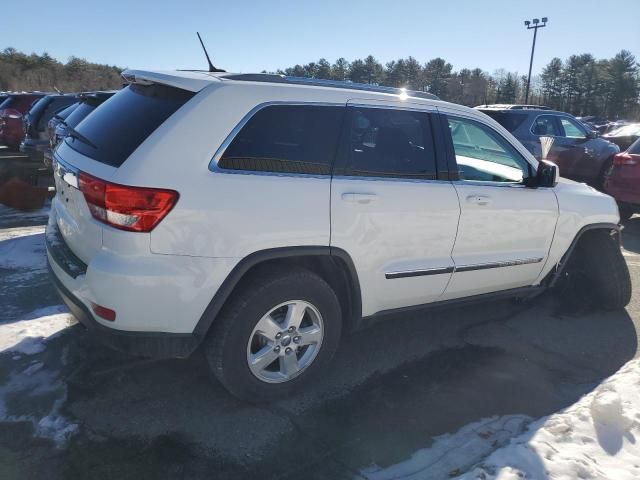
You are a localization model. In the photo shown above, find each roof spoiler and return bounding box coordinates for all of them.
[121,69,221,92]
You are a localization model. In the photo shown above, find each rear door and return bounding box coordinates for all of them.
[440,111,558,299]
[331,101,460,317]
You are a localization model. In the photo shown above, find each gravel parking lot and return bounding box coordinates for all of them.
[1,204,638,480]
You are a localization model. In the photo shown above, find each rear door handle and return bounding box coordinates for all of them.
[466,194,491,206]
[341,193,378,204]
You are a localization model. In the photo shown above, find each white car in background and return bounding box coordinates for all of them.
[46,70,631,401]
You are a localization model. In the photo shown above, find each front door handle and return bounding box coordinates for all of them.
[466,194,491,206]
[341,193,378,204]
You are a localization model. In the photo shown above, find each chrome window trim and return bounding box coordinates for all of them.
[385,257,543,279]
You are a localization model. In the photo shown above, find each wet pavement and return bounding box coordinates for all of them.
[0,205,639,479]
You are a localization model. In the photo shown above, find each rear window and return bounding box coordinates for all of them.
[66,84,194,167]
[55,103,78,121]
[480,111,528,133]
[0,95,43,113]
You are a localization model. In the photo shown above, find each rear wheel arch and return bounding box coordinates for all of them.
[193,247,362,339]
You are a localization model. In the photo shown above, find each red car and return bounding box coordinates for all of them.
[0,93,46,150]
[605,137,640,220]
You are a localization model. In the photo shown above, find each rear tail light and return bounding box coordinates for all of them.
[78,172,179,232]
[613,153,638,166]
[4,108,22,119]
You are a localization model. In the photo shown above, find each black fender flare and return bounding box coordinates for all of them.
[192,246,362,338]
[546,222,621,288]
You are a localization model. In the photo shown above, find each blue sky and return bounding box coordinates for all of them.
[3,0,639,76]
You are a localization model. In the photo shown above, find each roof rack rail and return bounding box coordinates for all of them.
[220,73,439,100]
[476,104,551,110]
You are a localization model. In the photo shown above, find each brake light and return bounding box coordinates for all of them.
[613,153,638,166]
[4,108,22,120]
[78,172,178,232]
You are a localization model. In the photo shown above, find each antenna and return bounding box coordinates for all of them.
[197,32,225,73]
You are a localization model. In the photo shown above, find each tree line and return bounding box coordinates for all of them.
[0,47,122,93]
[274,50,639,119]
[1,46,638,120]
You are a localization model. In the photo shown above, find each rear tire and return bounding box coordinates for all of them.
[203,267,342,402]
[572,230,632,310]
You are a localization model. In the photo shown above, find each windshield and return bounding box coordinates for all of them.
[608,124,640,137]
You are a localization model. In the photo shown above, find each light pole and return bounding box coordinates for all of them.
[524,17,548,104]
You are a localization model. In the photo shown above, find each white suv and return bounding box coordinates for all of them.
[46,70,631,401]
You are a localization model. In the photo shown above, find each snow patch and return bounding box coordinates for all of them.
[360,415,532,480]
[0,306,76,355]
[456,358,640,480]
[0,226,46,270]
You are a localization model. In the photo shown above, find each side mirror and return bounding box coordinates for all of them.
[586,130,598,139]
[535,160,559,188]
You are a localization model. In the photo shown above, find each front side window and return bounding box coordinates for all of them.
[559,117,586,139]
[341,107,436,179]
[447,116,530,183]
[219,105,344,175]
[532,115,561,136]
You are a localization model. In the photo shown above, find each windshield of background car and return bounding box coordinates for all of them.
[608,124,640,137]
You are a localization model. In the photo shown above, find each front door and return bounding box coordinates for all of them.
[440,112,559,300]
[331,102,460,317]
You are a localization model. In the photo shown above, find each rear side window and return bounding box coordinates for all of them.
[219,105,344,175]
[480,111,527,133]
[532,115,562,136]
[67,84,194,167]
[341,107,436,179]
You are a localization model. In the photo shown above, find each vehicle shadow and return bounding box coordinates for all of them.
[16,285,631,480]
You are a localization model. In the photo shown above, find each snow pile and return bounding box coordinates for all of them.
[458,358,640,480]
[0,357,78,445]
[0,306,76,355]
[361,415,532,480]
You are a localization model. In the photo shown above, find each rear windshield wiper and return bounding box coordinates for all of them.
[66,126,97,149]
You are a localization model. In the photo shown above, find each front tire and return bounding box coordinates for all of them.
[204,267,342,402]
[572,230,632,310]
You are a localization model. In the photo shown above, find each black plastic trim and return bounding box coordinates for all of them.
[192,246,363,337]
[45,221,87,279]
[546,222,621,288]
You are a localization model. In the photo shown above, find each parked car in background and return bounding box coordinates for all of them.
[20,94,78,163]
[602,123,640,151]
[51,91,115,150]
[44,102,79,167]
[476,105,620,188]
[0,93,47,149]
[605,138,640,220]
[46,71,630,401]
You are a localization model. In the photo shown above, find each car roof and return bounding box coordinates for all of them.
[122,68,439,101]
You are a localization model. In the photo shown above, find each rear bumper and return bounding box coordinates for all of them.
[46,219,201,359]
[47,259,200,358]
